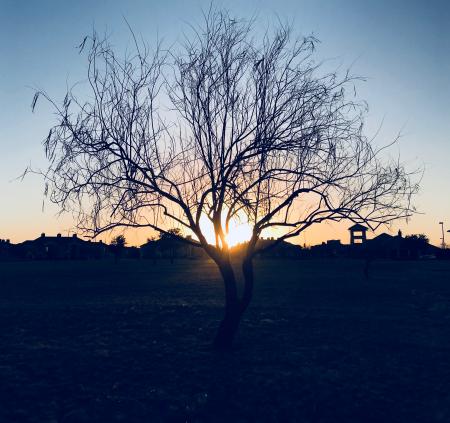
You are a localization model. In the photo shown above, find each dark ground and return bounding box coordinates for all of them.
[0,258,449,423]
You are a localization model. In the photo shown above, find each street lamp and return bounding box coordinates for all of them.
[439,222,446,249]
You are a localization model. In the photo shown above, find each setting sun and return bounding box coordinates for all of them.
[226,219,253,247]
[199,213,253,247]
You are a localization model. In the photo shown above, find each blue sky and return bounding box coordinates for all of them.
[1,0,449,246]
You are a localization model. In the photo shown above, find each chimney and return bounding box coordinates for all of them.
[72,234,77,238]
[57,233,62,238]
[41,233,45,238]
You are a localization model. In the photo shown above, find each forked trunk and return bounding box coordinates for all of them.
[213,258,239,349]
[213,257,254,350]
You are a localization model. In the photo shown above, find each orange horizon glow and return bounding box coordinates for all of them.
[1,208,444,249]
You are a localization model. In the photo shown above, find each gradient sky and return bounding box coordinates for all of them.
[1,0,449,246]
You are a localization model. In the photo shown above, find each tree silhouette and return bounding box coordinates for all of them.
[111,234,127,262]
[32,9,417,349]
[405,234,429,244]
[404,234,430,258]
[111,235,127,248]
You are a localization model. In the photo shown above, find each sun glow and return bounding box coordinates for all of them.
[199,213,253,247]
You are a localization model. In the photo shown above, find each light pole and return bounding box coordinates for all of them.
[439,222,446,249]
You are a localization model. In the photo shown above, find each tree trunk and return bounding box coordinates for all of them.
[213,258,241,350]
[213,302,242,350]
[212,256,255,350]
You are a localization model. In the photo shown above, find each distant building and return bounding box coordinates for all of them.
[12,233,107,260]
[140,236,206,260]
[310,239,347,258]
[349,224,368,245]
[308,227,441,260]
[251,238,303,259]
[365,232,440,260]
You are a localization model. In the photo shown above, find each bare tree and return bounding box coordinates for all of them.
[32,10,417,349]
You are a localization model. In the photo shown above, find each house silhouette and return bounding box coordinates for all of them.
[13,233,107,260]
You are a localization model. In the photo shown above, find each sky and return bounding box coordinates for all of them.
[1,0,449,247]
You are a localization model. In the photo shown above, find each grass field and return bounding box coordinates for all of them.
[1,258,449,422]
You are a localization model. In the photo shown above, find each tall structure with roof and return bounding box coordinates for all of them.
[349,224,368,245]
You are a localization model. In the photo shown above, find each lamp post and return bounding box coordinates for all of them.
[439,222,446,249]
